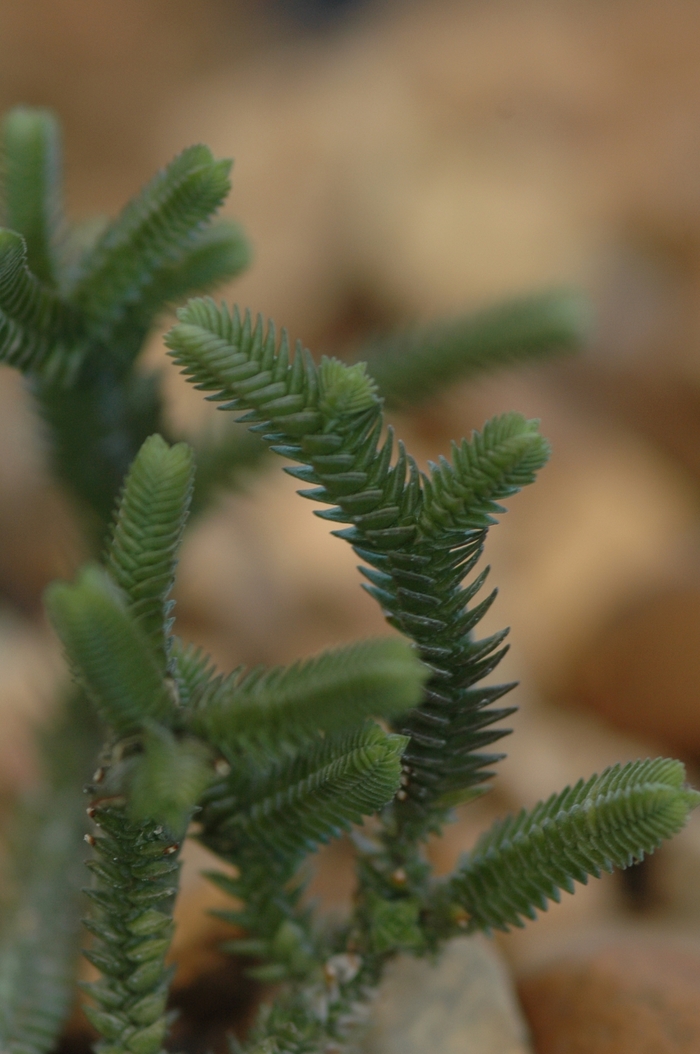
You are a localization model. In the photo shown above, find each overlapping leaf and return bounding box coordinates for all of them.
[449,758,700,932]
[44,565,175,736]
[188,637,427,756]
[72,145,231,344]
[1,106,63,286]
[199,725,407,863]
[106,433,194,667]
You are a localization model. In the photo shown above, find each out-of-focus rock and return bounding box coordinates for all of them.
[0,617,63,794]
[436,372,700,697]
[160,0,700,372]
[173,466,390,670]
[495,689,663,812]
[0,370,84,615]
[163,1,607,346]
[518,937,700,1053]
[651,806,700,923]
[566,581,700,756]
[0,0,267,218]
[363,935,533,1054]
[170,839,241,988]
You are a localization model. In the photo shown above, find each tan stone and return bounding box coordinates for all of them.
[363,936,533,1054]
[518,939,700,1053]
[567,583,700,755]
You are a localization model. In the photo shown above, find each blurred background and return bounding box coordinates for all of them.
[4,0,700,1034]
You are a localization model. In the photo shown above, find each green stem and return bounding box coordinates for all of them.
[81,761,183,1054]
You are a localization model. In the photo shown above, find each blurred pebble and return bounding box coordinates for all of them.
[568,582,700,756]
[363,936,532,1054]
[518,937,700,1053]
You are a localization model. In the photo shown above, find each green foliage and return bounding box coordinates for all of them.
[0,690,96,1054]
[187,637,428,756]
[128,725,213,838]
[0,102,696,1054]
[0,108,249,530]
[164,293,699,1052]
[0,229,81,377]
[367,894,423,954]
[447,758,700,933]
[106,433,194,666]
[133,219,250,327]
[165,301,549,831]
[361,288,591,407]
[0,106,259,1054]
[199,724,408,864]
[71,145,232,349]
[1,106,62,287]
[0,790,85,1054]
[40,427,427,1054]
[45,566,176,736]
[419,415,550,536]
[80,801,181,1054]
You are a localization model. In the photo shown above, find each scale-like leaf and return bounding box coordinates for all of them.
[80,804,181,1054]
[106,434,194,667]
[191,637,427,755]
[129,725,213,837]
[0,230,79,376]
[419,414,550,537]
[72,146,231,341]
[449,758,700,932]
[166,302,549,831]
[44,565,174,736]
[134,220,251,321]
[200,725,407,862]
[1,106,63,286]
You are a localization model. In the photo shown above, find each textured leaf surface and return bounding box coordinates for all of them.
[72,146,231,342]
[166,301,549,829]
[0,230,80,376]
[129,726,213,837]
[450,758,700,932]
[134,219,251,322]
[419,414,550,537]
[44,565,174,735]
[107,434,194,667]
[36,369,163,532]
[199,725,407,862]
[190,637,428,755]
[1,106,62,286]
[81,796,182,1054]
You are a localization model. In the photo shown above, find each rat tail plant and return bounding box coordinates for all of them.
[162,300,700,1053]
[43,432,429,1054]
[0,105,251,1054]
[0,103,589,1054]
[2,101,698,1054]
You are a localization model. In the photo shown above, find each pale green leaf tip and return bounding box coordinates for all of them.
[319,356,380,417]
[386,732,410,754]
[2,105,58,136]
[44,562,124,618]
[137,432,194,472]
[0,227,25,251]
